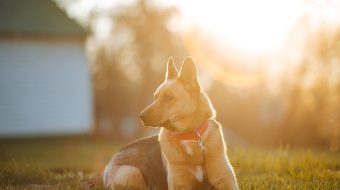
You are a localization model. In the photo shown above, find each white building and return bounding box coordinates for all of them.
[0,0,93,136]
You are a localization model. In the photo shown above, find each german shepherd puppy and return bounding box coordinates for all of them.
[103,57,239,190]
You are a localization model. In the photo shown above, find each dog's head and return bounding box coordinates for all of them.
[140,57,215,132]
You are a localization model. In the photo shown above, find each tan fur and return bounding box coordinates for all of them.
[103,162,147,189]
[159,120,239,190]
[141,57,239,190]
[105,57,239,190]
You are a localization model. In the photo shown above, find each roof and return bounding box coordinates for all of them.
[0,0,86,36]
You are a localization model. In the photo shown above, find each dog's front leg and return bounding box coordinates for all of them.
[167,164,198,190]
[206,156,239,190]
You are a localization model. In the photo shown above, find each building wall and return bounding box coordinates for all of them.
[0,39,92,136]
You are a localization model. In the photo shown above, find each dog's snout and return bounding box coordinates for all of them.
[140,108,153,122]
[140,104,154,121]
[139,111,148,121]
[139,107,162,127]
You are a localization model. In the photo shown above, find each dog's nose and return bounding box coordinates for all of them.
[140,111,152,126]
[139,111,148,121]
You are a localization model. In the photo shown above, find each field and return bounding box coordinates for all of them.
[0,136,339,190]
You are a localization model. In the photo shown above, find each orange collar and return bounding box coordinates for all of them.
[169,121,209,141]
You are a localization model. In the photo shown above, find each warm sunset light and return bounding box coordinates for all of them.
[170,0,303,55]
[168,0,340,55]
[1,0,339,189]
[159,0,340,87]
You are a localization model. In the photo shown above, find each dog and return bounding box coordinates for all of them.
[103,57,239,190]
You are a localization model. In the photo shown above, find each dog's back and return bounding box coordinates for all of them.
[103,135,214,189]
[113,136,167,188]
[103,135,167,189]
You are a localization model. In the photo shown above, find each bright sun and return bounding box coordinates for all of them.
[160,0,340,87]
[170,0,305,55]
[72,0,340,55]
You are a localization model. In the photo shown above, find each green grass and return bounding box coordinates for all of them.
[0,136,339,190]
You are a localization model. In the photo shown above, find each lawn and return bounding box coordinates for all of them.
[0,136,339,190]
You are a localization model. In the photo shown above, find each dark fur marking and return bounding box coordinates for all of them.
[112,135,215,190]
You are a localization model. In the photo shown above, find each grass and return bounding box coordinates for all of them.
[0,136,339,190]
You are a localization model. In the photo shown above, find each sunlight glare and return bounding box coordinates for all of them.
[168,0,304,55]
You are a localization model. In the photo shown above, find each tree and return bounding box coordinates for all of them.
[88,0,186,138]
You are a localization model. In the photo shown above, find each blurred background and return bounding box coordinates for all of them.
[0,0,339,151]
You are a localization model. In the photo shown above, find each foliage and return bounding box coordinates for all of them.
[84,0,340,148]
[87,0,186,138]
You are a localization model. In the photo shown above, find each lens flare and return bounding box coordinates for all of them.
[184,30,262,88]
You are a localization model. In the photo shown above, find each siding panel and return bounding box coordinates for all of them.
[0,40,92,136]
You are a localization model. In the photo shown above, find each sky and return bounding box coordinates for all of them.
[64,0,340,56]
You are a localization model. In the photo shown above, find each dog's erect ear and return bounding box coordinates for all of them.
[166,57,178,80]
[179,57,197,82]
[179,57,200,92]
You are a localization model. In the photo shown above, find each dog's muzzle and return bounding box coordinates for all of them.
[139,111,162,127]
[159,119,171,127]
